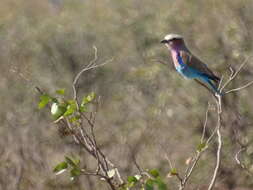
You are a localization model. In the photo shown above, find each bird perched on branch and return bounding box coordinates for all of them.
[161,34,221,95]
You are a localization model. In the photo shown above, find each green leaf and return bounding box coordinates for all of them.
[81,92,96,105]
[38,94,51,109]
[53,161,68,175]
[79,105,87,112]
[70,168,81,180]
[69,115,81,123]
[51,103,67,120]
[155,177,167,190]
[51,97,58,103]
[127,175,139,188]
[170,168,178,175]
[107,169,116,178]
[149,169,159,178]
[67,100,76,104]
[145,179,154,190]
[56,88,65,95]
[86,92,95,102]
[127,176,138,183]
[157,182,167,190]
[197,142,207,152]
[65,156,80,168]
[64,102,77,116]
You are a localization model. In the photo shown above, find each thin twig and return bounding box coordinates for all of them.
[133,155,143,174]
[69,48,116,189]
[225,80,253,94]
[218,75,224,90]
[178,102,214,190]
[165,154,173,169]
[72,47,113,102]
[179,151,202,190]
[234,147,253,176]
[233,129,253,177]
[201,103,210,143]
[165,57,252,189]
[87,46,98,68]
[81,169,105,178]
[220,56,251,91]
[235,147,246,168]
[206,124,219,145]
[36,48,118,190]
[206,57,253,189]
[35,86,44,94]
[114,168,124,185]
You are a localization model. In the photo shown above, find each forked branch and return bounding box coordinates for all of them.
[176,56,253,190]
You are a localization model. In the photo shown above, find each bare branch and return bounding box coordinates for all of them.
[165,154,173,169]
[178,103,213,189]
[201,103,210,143]
[235,147,246,168]
[67,48,118,189]
[133,155,143,174]
[220,56,251,91]
[72,46,113,102]
[177,59,253,189]
[207,95,222,190]
[35,86,44,94]
[179,151,202,190]
[217,75,224,90]
[234,147,253,177]
[225,80,253,94]
[72,58,113,101]
[178,94,223,190]
[232,129,253,177]
[36,47,119,190]
[87,46,98,68]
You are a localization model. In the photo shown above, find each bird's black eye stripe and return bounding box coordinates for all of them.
[165,38,176,43]
[161,38,181,43]
[160,40,168,43]
[168,38,177,41]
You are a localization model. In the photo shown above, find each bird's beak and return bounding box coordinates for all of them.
[160,40,168,44]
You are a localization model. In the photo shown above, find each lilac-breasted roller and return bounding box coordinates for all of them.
[161,34,221,95]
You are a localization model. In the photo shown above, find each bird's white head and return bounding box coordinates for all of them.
[160,34,184,50]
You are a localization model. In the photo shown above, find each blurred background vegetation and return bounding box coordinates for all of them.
[1,0,253,189]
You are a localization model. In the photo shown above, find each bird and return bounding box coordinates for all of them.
[160,34,221,95]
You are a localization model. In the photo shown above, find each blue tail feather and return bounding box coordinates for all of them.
[199,73,222,95]
[206,80,222,95]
